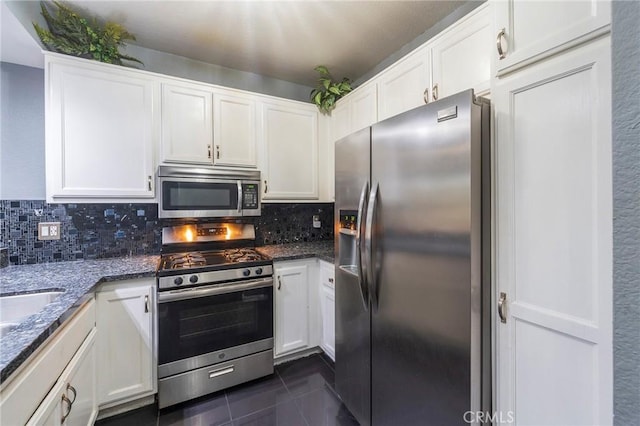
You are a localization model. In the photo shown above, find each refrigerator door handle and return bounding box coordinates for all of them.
[356,181,370,310]
[365,183,380,310]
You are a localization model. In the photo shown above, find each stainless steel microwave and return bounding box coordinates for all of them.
[158,166,261,219]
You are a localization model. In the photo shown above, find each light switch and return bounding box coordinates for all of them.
[38,222,61,240]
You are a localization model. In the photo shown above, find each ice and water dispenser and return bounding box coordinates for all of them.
[338,210,359,275]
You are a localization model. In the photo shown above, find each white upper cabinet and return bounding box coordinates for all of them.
[213,91,258,168]
[431,3,492,98]
[161,82,214,165]
[45,55,157,201]
[377,44,431,121]
[493,0,611,75]
[350,82,378,133]
[261,101,319,201]
[331,100,351,143]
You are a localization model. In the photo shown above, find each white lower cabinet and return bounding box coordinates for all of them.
[318,261,335,361]
[28,329,98,426]
[274,259,320,357]
[96,278,156,408]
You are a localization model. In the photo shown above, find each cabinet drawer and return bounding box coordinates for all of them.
[0,298,95,426]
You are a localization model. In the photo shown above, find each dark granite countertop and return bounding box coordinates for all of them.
[256,240,334,264]
[0,255,159,384]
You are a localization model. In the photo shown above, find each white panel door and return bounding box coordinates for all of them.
[274,263,310,356]
[319,261,336,361]
[377,45,431,121]
[261,102,319,200]
[431,3,492,99]
[494,37,612,425]
[63,329,97,425]
[331,100,351,143]
[494,0,611,75]
[350,82,377,133]
[213,92,258,168]
[97,282,154,406]
[161,82,214,165]
[46,60,156,199]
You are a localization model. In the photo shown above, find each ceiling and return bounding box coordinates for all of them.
[3,1,469,87]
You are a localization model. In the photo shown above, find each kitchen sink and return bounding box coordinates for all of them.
[0,290,64,337]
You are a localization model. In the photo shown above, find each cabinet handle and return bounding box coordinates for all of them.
[208,145,212,159]
[147,176,152,191]
[66,383,77,404]
[497,28,507,60]
[144,295,149,313]
[61,394,73,423]
[498,292,507,323]
[277,275,282,290]
[264,180,268,194]
[432,84,439,101]
[328,278,334,283]
[423,87,429,104]
[216,145,220,159]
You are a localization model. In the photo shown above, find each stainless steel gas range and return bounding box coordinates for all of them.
[156,222,273,409]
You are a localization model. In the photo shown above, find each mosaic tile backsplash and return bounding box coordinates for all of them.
[0,200,334,265]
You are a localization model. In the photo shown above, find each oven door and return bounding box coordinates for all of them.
[159,177,245,219]
[158,277,273,378]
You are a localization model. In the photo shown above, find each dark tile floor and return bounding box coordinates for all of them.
[96,353,358,426]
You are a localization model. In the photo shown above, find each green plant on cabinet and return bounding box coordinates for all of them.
[310,65,352,114]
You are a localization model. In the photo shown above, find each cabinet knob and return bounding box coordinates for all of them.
[328,278,334,283]
[432,84,439,101]
[423,87,429,104]
[216,145,220,159]
[498,292,508,323]
[147,176,152,191]
[144,295,149,313]
[61,394,73,423]
[264,180,268,194]
[66,383,77,404]
[496,28,507,60]
[277,275,282,290]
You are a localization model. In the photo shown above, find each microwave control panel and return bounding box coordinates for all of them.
[242,184,259,209]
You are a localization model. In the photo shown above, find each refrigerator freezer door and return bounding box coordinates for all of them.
[370,90,484,425]
[335,127,372,426]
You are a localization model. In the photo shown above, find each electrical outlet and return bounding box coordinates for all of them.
[38,222,61,240]
[312,215,321,229]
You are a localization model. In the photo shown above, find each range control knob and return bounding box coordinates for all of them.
[255,268,263,275]
[189,275,199,284]
[174,277,184,286]
[242,269,251,277]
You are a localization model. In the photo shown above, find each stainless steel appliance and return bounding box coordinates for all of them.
[335,89,492,426]
[156,222,273,409]
[158,166,261,219]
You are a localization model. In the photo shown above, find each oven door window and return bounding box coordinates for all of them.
[158,286,273,365]
[162,181,238,211]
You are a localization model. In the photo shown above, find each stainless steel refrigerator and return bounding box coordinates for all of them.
[334,89,491,426]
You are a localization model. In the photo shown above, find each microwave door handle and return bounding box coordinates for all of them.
[237,181,242,213]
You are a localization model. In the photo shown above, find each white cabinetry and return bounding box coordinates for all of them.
[493,0,611,75]
[274,259,320,357]
[377,44,431,121]
[96,279,155,407]
[431,3,492,98]
[261,101,319,201]
[214,91,258,168]
[28,330,97,426]
[493,32,612,426]
[318,261,335,361]
[349,82,378,133]
[160,82,213,165]
[45,54,157,201]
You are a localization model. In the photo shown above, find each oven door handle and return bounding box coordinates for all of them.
[158,278,273,303]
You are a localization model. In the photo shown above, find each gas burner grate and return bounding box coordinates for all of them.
[168,253,207,269]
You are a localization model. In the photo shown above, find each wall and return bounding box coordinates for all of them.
[0,201,333,265]
[0,63,45,199]
[612,1,640,424]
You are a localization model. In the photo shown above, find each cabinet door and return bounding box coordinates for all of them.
[46,59,156,199]
[63,329,97,425]
[27,380,64,426]
[213,92,258,168]
[494,0,610,75]
[262,102,319,200]
[350,82,377,133]
[274,263,310,356]
[431,3,492,99]
[377,45,431,121]
[320,286,335,361]
[97,281,154,406]
[161,82,214,165]
[494,37,612,425]
[331,100,351,143]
